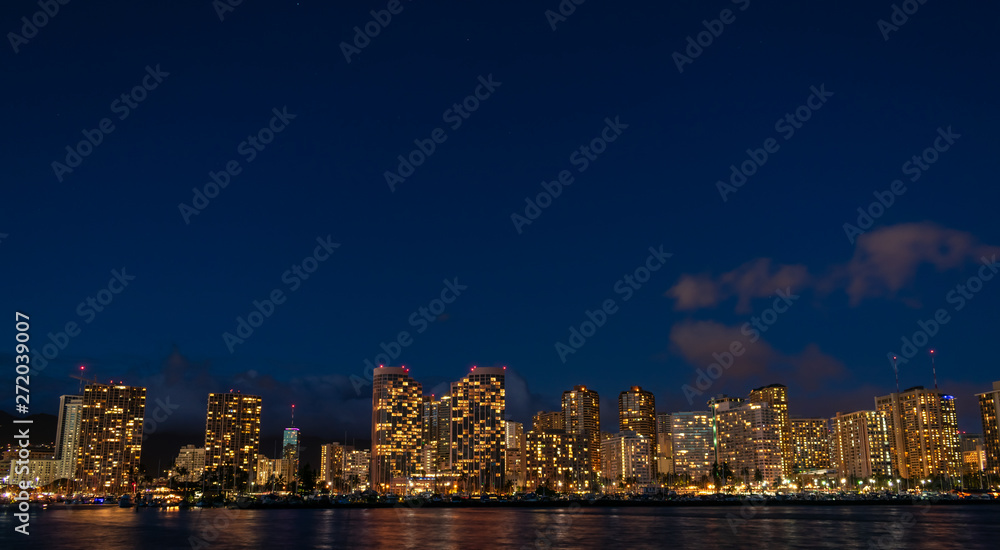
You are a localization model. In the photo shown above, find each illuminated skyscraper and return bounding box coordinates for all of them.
[204,392,262,491]
[618,386,656,473]
[747,384,793,477]
[55,395,83,482]
[976,381,1000,476]
[77,383,146,493]
[876,386,961,480]
[505,420,526,489]
[790,418,831,471]
[670,411,714,482]
[450,366,506,493]
[420,394,449,475]
[601,431,653,489]
[562,385,601,474]
[656,412,673,475]
[525,429,591,492]
[830,411,893,479]
[319,442,346,489]
[282,427,300,484]
[712,397,783,485]
[371,366,423,493]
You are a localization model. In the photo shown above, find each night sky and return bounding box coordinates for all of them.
[3,0,999,465]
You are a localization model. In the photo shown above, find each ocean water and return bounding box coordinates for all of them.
[2,504,998,549]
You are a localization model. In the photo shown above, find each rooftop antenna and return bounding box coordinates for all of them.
[892,356,900,393]
[930,349,938,390]
[290,404,295,428]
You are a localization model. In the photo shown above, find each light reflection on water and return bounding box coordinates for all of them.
[2,504,998,549]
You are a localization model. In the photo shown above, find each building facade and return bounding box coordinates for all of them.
[747,384,793,477]
[371,366,423,493]
[712,398,783,485]
[670,411,715,482]
[876,387,962,480]
[618,386,657,474]
[204,392,262,492]
[830,410,894,479]
[54,395,83,482]
[170,445,206,483]
[525,429,591,492]
[562,385,601,475]
[601,431,653,490]
[790,418,831,471]
[77,383,147,493]
[977,381,1000,476]
[450,366,506,493]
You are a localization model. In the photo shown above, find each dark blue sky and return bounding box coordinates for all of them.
[3,0,999,451]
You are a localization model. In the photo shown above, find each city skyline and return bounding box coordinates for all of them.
[10,370,998,491]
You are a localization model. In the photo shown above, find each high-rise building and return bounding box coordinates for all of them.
[54,395,83,482]
[450,366,506,493]
[282,427,300,484]
[670,411,714,482]
[656,412,673,476]
[170,445,206,483]
[504,421,526,489]
[533,411,564,432]
[525,429,591,492]
[747,384,793,477]
[619,386,656,474]
[371,366,423,493]
[601,431,653,490]
[319,442,347,489]
[976,381,1000,476]
[830,411,893,479]
[77,383,146,493]
[256,456,277,487]
[790,418,831,471]
[562,385,601,474]
[876,387,961,480]
[960,433,986,475]
[345,449,371,490]
[204,392,262,491]
[420,394,450,475]
[712,397,783,485]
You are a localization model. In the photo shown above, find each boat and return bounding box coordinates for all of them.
[119,495,134,508]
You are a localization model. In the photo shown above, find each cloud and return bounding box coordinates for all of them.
[843,222,1000,304]
[669,320,847,393]
[665,222,1000,311]
[668,259,812,313]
